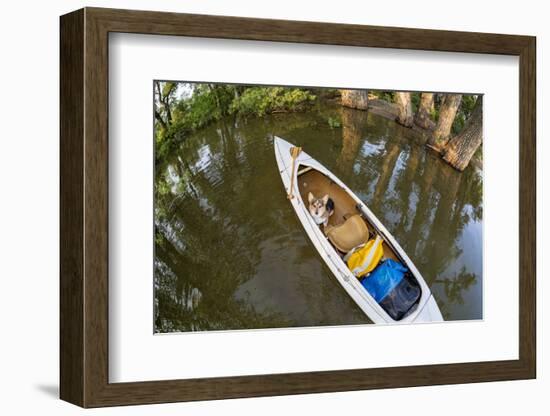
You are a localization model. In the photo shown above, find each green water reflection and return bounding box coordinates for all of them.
[154,104,483,332]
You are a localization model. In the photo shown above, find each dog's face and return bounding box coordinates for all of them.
[308,192,330,218]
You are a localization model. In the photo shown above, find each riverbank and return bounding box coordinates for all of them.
[155,84,482,173]
[354,97,483,170]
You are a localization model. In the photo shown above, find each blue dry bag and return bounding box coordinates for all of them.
[361,259,408,302]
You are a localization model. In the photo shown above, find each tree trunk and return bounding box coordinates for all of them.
[340,89,369,110]
[154,81,175,129]
[414,93,435,130]
[428,93,462,150]
[442,96,483,171]
[394,92,414,127]
[154,110,168,132]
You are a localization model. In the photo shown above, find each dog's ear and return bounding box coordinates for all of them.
[322,194,329,204]
[308,192,315,204]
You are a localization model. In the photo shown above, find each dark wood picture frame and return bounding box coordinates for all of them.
[60,7,536,408]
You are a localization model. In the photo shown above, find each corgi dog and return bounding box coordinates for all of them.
[308,192,335,227]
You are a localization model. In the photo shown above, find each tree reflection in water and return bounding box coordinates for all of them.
[155,104,483,332]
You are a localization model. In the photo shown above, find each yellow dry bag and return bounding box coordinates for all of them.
[346,235,384,277]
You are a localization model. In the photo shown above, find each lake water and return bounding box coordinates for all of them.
[154,104,483,332]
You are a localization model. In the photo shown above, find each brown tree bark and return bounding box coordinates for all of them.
[428,93,462,150]
[442,96,483,171]
[395,92,414,127]
[340,89,369,110]
[414,92,435,130]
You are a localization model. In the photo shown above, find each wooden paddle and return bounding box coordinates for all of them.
[287,146,302,199]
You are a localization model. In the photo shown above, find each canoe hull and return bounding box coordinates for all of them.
[274,136,443,324]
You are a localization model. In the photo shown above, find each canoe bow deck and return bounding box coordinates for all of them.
[274,136,443,324]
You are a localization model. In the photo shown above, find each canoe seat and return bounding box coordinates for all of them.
[325,214,369,253]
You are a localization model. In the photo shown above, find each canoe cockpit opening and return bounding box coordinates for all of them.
[297,166,422,321]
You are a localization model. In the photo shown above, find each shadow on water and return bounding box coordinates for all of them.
[154,104,482,332]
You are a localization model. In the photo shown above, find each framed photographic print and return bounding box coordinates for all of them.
[60,7,536,408]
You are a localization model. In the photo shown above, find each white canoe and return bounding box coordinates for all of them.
[274,136,443,324]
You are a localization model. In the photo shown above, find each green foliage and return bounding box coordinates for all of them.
[179,84,234,130]
[327,116,342,129]
[155,129,175,162]
[156,176,171,196]
[452,94,479,134]
[162,82,177,97]
[312,88,341,99]
[452,114,465,134]
[229,87,316,117]
[431,106,439,122]
[427,94,479,134]
[155,84,234,161]
[154,84,317,162]
[461,94,478,119]
[410,92,421,113]
[370,90,395,103]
